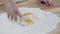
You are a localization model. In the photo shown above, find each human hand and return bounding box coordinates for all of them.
[6,5,21,21]
[37,0,52,6]
[2,0,21,21]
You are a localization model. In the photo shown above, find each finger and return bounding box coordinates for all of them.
[11,13,13,21]
[13,14,17,21]
[12,7,18,15]
[18,12,21,18]
[14,9,18,15]
[47,0,52,6]
[7,11,10,19]
[47,1,50,6]
[16,11,22,22]
[14,8,21,18]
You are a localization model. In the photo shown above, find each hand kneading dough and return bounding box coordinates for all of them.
[0,7,60,34]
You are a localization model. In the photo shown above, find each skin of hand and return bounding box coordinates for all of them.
[37,0,52,6]
[1,0,21,21]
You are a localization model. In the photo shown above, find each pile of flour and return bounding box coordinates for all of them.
[0,7,60,34]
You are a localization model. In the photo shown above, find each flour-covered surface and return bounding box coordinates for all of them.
[0,7,60,34]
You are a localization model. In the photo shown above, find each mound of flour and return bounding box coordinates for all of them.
[0,7,60,34]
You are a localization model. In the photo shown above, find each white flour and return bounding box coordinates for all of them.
[0,7,60,34]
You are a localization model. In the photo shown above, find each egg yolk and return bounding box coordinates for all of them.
[23,12,34,16]
[24,18,33,24]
